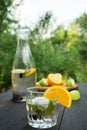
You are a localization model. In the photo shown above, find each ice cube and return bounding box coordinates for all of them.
[32,97,49,106]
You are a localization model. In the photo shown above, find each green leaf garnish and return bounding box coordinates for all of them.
[45,100,54,114]
[27,100,54,118]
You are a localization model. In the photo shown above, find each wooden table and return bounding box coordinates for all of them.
[0,83,87,130]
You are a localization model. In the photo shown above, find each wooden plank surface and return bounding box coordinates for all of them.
[0,89,13,104]
[0,101,65,130]
[0,83,86,130]
[60,83,87,130]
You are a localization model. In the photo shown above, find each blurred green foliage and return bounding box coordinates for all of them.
[0,8,87,91]
[30,12,87,83]
[0,32,16,91]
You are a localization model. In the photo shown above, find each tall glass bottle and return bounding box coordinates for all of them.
[11,28,36,101]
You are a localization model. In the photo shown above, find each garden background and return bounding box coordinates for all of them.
[0,0,87,92]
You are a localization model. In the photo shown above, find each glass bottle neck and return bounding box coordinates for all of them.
[12,27,35,70]
[13,40,35,69]
[17,37,28,49]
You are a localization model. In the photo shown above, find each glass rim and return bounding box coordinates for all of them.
[26,87,59,102]
[26,86,49,94]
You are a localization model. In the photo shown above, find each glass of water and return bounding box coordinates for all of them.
[26,87,59,129]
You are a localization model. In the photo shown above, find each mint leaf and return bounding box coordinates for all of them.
[27,100,54,118]
[45,100,54,115]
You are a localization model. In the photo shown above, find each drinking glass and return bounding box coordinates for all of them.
[26,87,59,129]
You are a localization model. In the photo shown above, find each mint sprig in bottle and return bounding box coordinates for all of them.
[11,27,36,102]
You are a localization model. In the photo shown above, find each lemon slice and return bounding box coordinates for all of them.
[25,68,36,76]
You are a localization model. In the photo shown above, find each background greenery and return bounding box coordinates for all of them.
[0,1,87,92]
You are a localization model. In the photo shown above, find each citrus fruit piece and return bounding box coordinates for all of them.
[36,82,41,87]
[39,78,49,86]
[44,85,72,108]
[47,73,63,85]
[70,90,81,100]
[25,68,36,76]
[66,78,76,87]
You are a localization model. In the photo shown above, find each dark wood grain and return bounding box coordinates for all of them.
[0,102,27,130]
[60,83,87,130]
[0,89,13,104]
[0,101,65,130]
[0,83,87,130]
